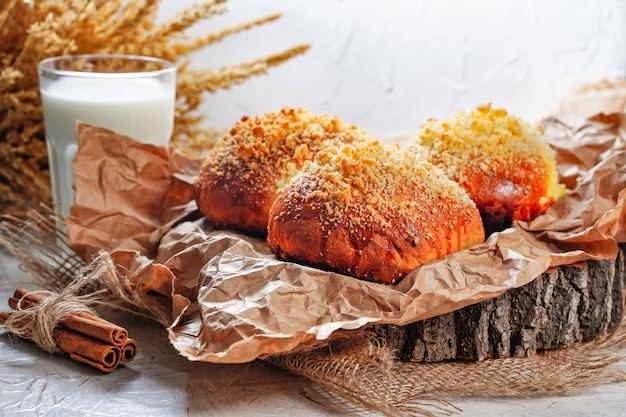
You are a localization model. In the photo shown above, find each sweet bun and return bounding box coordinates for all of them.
[267,141,485,284]
[194,107,369,235]
[408,104,565,235]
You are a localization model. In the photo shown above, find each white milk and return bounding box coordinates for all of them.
[41,77,175,217]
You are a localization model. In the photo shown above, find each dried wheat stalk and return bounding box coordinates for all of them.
[0,0,309,215]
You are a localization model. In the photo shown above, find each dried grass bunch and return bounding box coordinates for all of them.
[0,0,309,215]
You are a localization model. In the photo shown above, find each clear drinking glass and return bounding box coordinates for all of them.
[38,54,177,217]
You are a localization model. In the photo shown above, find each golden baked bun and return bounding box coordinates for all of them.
[194,107,370,235]
[267,141,485,284]
[409,104,565,235]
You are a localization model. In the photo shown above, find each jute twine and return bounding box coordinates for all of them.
[5,287,104,354]
[269,324,626,416]
[0,206,85,291]
[0,206,157,353]
[1,206,626,416]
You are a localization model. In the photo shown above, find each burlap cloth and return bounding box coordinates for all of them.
[2,107,626,416]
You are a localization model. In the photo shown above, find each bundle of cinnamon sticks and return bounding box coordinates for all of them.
[0,288,137,372]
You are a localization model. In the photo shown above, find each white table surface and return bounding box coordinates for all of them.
[1,248,625,417]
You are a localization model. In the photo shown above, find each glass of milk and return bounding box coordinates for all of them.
[38,54,177,217]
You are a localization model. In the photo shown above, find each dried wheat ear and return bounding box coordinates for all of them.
[0,0,309,215]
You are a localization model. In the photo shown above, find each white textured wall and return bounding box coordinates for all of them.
[161,0,626,140]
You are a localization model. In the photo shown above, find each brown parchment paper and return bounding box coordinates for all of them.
[66,114,626,363]
[66,123,201,261]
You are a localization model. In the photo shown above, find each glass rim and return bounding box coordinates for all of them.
[38,54,177,78]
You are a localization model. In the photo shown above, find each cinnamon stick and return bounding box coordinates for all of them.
[0,309,122,372]
[121,338,138,362]
[56,328,122,373]
[13,288,128,346]
[5,288,138,372]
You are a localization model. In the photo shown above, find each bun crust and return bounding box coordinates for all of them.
[267,141,485,284]
[409,104,565,235]
[194,107,368,234]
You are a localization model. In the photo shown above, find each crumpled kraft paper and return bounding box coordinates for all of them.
[66,114,626,363]
[66,123,201,261]
[544,78,626,120]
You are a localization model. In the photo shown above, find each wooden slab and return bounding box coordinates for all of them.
[372,243,626,362]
